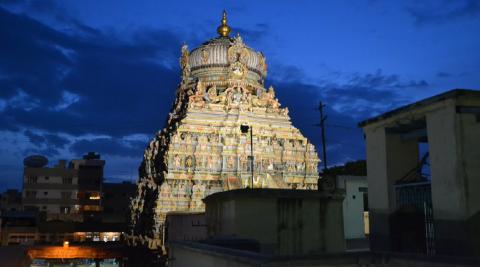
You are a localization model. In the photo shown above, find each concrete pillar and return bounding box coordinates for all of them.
[364,125,418,251]
[427,106,480,256]
[459,112,480,256]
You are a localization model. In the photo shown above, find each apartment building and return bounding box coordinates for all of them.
[23,158,78,218]
[22,153,104,221]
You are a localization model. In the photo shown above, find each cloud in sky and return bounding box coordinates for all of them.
[0,6,430,187]
[0,6,185,186]
[406,0,480,25]
[0,2,478,191]
[236,23,270,43]
[24,130,70,148]
[0,7,181,137]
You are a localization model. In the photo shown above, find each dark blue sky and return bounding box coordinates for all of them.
[1,0,479,191]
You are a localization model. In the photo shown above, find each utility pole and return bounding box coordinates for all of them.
[318,101,328,172]
[240,125,254,188]
[250,126,254,188]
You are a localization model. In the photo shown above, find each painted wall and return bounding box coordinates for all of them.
[336,175,368,240]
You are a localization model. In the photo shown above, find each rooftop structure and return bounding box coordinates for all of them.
[359,89,480,256]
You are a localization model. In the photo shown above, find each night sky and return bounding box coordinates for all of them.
[1,0,479,191]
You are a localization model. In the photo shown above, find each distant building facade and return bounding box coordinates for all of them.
[0,153,139,246]
[22,152,104,220]
[72,152,105,215]
[0,189,22,212]
[23,159,78,218]
[0,211,38,246]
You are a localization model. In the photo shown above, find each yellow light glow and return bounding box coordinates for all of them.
[89,196,101,200]
[63,241,69,248]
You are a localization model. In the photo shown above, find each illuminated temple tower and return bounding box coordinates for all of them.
[128,12,320,250]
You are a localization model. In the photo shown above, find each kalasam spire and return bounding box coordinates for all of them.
[217,10,231,37]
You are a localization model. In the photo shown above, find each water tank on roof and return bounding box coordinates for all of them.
[23,155,48,168]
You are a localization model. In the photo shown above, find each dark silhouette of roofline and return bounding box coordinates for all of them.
[358,89,480,127]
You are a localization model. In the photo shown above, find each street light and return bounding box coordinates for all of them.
[240,125,254,188]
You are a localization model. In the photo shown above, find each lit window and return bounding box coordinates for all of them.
[89,192,101,200]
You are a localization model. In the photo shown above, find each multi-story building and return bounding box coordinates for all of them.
[22,153,105,221]
[23,159,78,219]
[71,152,104,215]
[0,154,135,246]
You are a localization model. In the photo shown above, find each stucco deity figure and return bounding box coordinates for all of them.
[189,80,207,108]
[240,155,248,170]
[267,160,274,171]
[160,182,172,198]
[205,85,226,104]
[173,154,181,169]
[225,89,234,109]
[198,135,208,150]
[185,133,192,143]
[185,155,194,170]
[207,155,214,170]
[227,156,235,169]
[263,86,280,110]
[180,44,190,83]
[233,90,242,104]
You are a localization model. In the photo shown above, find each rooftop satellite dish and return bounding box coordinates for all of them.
[23,155,48,168]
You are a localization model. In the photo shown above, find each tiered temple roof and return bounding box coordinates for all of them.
[127,11,320,251]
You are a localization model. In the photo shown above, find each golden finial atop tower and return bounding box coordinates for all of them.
[217,10,231,37]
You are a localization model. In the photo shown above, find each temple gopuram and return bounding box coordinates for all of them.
[127,12,320,251]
